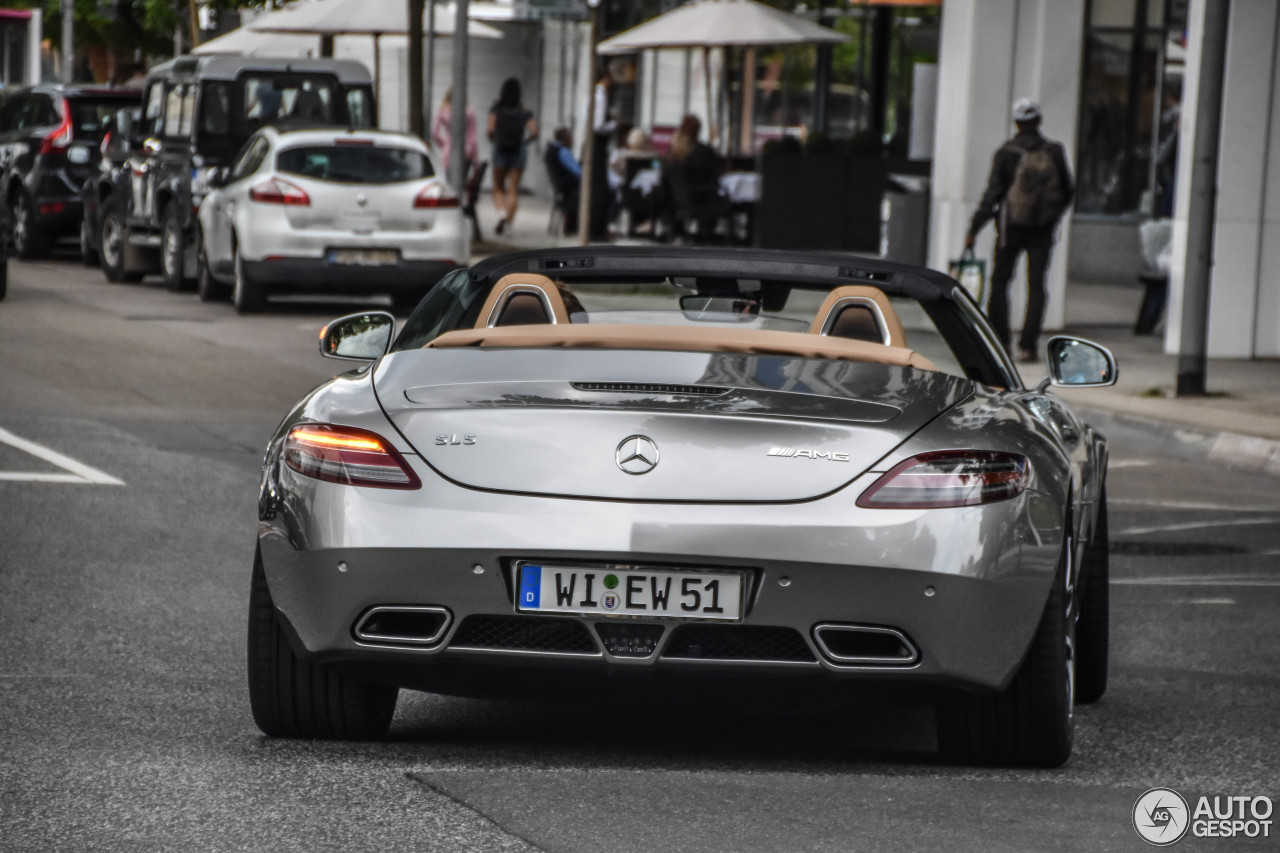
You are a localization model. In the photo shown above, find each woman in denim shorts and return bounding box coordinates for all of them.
[488,78,538,234]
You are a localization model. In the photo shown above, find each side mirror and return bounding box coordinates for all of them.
[1043,336,1118,388]
[319,311,395,361]
[142,137,162,156]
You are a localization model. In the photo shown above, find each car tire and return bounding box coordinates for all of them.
[161,206,194,292]
[937,535,1075,768]
[79,216,98,267]
[232,240,266,313]
[11,190,50,259]
[247,547,398,740]
[196,227,230,302]
[99,197,142,283]
[1074,488,1109,704]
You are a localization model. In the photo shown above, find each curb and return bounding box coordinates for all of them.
[1078,406,1280,477]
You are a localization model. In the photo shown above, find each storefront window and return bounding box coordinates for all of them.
[1075,0,1188,217]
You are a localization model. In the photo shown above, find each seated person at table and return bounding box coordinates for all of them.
[611,127,660,234]
[664,114,727,242]
[544,127,582,235]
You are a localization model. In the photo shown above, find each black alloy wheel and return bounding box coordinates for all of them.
[195,226,229,302]
[79,215,98,267]
[1075,487,1110,704]
[232,239,266,313]
[937,533,1076,768]
[99,197,142,283]
[11,190,49,259]
[247,547,398,739]
[161,206,194,291]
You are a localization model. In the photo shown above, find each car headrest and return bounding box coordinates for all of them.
[808,285,907,349]
[474,273,571,328]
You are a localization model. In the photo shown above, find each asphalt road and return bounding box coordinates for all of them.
[1,255,1277,852]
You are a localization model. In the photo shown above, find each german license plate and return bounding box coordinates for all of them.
[516,563,743,621]
[329,248,398,265]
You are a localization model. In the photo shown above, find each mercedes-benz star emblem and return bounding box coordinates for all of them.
[616,436,660,475]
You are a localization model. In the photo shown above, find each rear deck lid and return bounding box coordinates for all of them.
[375,348,971,502]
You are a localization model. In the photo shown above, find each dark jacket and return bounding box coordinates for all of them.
[969,129,1074,238]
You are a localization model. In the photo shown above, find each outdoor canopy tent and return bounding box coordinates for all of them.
[597,0,847,153]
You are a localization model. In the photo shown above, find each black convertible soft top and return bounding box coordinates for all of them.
[467,246,960,302]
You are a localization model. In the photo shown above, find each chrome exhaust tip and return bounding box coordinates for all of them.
[353,606,451,647]
[812,623,920,666]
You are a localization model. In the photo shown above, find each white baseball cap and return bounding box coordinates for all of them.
[1012,98,1042,122]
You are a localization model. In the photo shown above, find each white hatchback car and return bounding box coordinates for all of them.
[197,126,469,313]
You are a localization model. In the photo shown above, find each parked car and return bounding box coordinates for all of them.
[0,85,141,258]
[91,55,376,289]
[249,246,1117,768]
[79,105,142,271]
[197,126,469,313]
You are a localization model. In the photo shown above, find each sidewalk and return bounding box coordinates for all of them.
[469,191,1280,472]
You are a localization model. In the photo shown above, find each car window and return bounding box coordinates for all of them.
[345,88,374,128]
[163,83,196,139]
[276,144,433,184]
[68,99,136,141]
[392,269,488,352]
[228,136,269,183]
[243,75,337,130]
[200,81,231,136]
[143,83,164,138]
[17,95,58,130]
[0,96,19,133]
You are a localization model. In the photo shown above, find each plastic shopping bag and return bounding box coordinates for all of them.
[949,247,986,307]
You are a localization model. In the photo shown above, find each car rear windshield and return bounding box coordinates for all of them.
[70,98,138,140]
[276,144,434,184]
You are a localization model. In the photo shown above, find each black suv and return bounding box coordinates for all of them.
[86,55,376,289]
[0,85,142,258]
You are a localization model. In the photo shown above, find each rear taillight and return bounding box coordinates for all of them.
[100,130,113,158]
[284,424,421,489]
[249,176,311,206]
[414,183,459,209]
[39,100,73,155]
[856,451,1029,509]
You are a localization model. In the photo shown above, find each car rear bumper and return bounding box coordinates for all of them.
[258,463,1066,698]
[243,256,459,292]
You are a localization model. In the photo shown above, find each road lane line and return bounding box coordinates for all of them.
[1109,459,1155,468]
[1113,577,1280,587]
[1110,499,1280,512]
[1117,518,1280,536]
[0,425,125,486]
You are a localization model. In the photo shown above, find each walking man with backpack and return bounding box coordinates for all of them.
[966,98,1074,363]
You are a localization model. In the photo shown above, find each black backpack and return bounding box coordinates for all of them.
[492,106,527,155]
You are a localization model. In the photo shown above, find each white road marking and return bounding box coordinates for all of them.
[1109,459,1155,468]
[1187,598,1237,605]
[1111,498,1280,512]
[1113,576,1280,587]
[0,426,125,486]
[1117,518,1280,536]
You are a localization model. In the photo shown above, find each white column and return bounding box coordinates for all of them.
[928,0,1085,336]
[1169,0,1280,358]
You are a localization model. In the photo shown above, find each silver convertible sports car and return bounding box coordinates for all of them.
[249,247,1116,767]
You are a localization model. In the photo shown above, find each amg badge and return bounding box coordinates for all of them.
[435,434,476,445]
[767,447,850,462]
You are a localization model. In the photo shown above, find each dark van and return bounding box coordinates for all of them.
[88,55,375,288]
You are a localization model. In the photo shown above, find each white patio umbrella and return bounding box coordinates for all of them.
[248,0,502,95]
[598,0,847,152]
